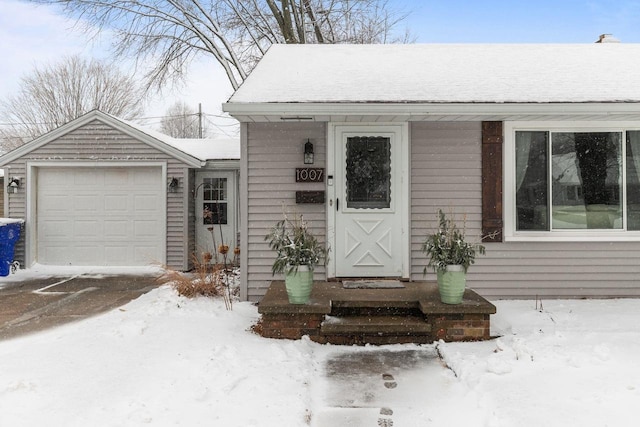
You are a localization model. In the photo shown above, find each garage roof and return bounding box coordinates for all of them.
[117,116,239,161]
[0,110,239,167]
[165,139,240,161]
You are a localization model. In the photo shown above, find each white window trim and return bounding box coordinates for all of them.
[504,121,640,242]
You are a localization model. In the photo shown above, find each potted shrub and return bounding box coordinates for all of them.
[422,210,486,304]
[265,213,328,304]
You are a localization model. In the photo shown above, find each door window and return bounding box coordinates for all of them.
[345,136,391,209]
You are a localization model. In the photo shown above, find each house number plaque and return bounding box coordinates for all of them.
[295,168,324,183]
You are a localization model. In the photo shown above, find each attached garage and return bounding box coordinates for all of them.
[1,110,240,272]
[35,166,165,266]
[0,110,207,270]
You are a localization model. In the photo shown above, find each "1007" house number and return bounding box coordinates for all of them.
[295,168,324,183]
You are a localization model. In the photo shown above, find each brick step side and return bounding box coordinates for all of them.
[321,315,432,336]
[258,281,496,345]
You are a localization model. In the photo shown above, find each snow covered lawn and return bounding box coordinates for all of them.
[0,284,638,426]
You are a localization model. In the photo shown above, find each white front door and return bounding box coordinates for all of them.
[330,124,409,278]
[194,171,237,262]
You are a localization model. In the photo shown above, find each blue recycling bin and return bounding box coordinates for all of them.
[0,219,24,276]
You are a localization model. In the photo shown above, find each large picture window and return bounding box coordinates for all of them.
[513,127,640,235]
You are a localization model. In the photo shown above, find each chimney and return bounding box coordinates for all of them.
[595,34,620,43]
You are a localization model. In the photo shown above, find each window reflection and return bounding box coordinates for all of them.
[516,131,548,230]
[627,131,640,230]
[551,132,622,230]
[515,131,626,231]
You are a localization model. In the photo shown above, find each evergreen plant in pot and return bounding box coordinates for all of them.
[422,210,486,304]
[265,213,328,304]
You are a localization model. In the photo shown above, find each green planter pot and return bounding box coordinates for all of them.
[284,265,314,304]
[437,264,466,304]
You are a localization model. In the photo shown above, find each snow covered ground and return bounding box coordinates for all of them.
[0,277,638,426]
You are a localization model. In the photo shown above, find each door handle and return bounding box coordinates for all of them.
[336,198,339,211]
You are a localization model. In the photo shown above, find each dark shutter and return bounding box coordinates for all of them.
[482,121,503,242]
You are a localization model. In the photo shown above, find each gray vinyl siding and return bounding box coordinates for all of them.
[410,121,640,298]
[3,120,191,270]
[0,177,4,217]
[245,122,327,301]
[410,121,483,281]
[4,163,27,264]
[165,165,190,269]
[186,169,196,270]
[471,242,640,298]
[241,119,640,301]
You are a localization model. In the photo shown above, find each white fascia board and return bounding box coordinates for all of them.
[201,159,240,169]
[222,101,640,119]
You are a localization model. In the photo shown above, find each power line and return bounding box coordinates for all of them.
[204,116,239,138]
[0,112,237,127]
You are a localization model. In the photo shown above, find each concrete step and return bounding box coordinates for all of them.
[331,299,419,310]
[321,315,432,336]
[330,306,422,317]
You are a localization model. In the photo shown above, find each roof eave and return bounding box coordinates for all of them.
[202,159,240,169]
[222,101,640,120]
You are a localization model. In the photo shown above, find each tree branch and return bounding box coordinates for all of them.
[26,0,412,91]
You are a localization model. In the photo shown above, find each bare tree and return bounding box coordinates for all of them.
[30,1,411,91]
[160,102,207,138]
[0,55,145,151]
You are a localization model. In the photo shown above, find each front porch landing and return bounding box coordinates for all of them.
[257,281,496,345]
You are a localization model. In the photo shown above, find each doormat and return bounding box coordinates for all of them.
[342,280,405,289]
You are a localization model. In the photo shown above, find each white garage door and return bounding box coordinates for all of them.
[36,167,165,266]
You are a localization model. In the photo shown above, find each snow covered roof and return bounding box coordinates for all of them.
[227,43,640,104]
[96,113,239,162]
[166,138,240,161]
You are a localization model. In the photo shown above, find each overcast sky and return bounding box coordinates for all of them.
[1,0,639,137]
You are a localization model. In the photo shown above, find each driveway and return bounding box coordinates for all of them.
[0,273,161,340]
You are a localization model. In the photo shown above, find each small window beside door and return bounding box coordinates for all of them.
[203,178,227,225]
